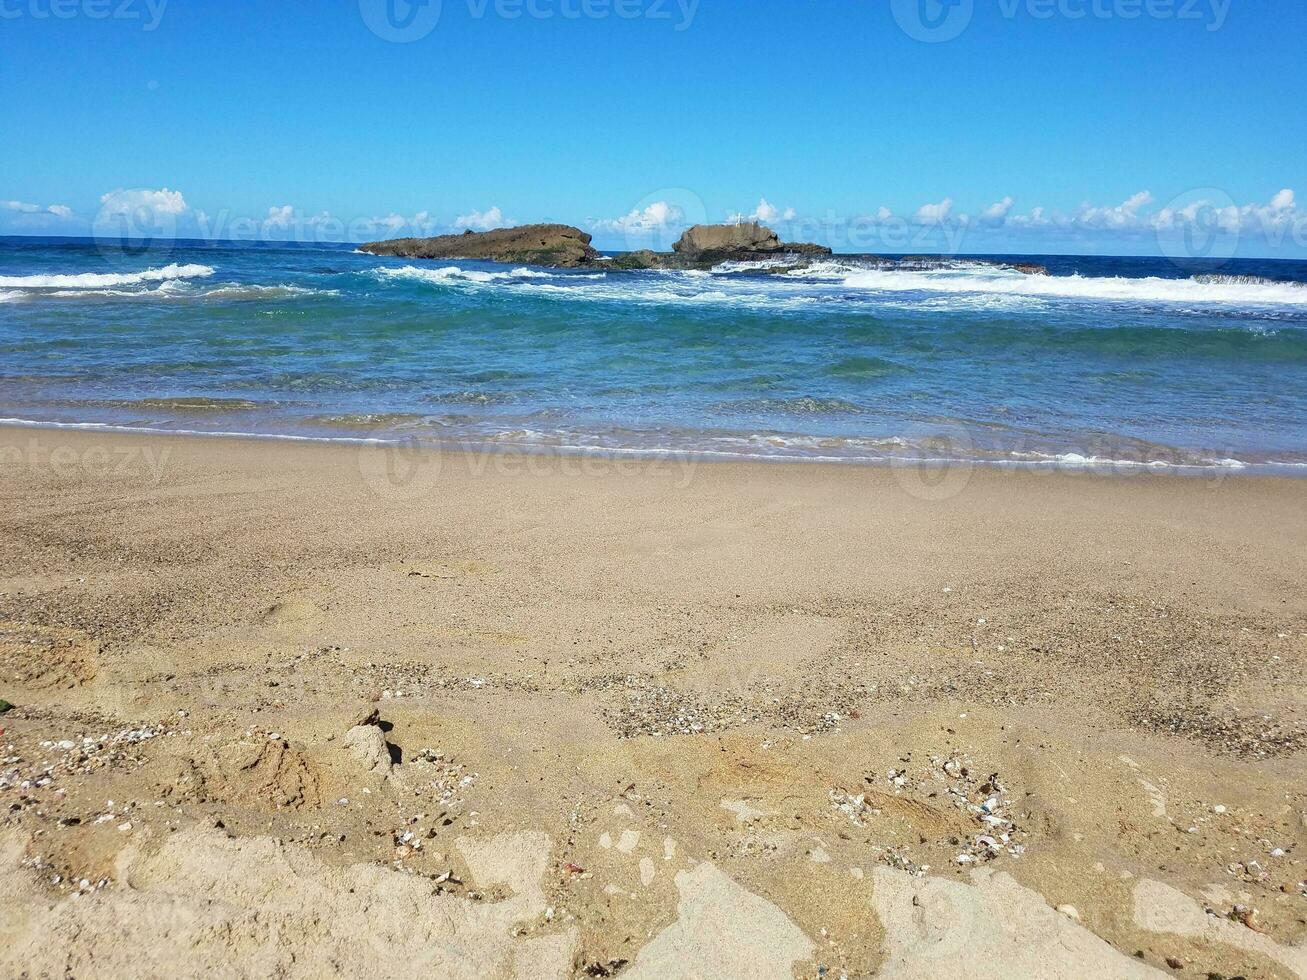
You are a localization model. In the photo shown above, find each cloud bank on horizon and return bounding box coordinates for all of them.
[3,185,1304,257]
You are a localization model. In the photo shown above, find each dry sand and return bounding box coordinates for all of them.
[1,426,1305,978]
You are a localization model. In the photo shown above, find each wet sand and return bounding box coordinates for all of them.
[1,427,1305,978]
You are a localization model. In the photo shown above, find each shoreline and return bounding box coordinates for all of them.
[4,416,1303,479]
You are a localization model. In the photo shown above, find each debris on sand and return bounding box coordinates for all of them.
[346,703,381,731]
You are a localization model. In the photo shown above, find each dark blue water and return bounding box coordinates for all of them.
[2,236,1306,472]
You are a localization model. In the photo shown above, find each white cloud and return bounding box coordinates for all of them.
[2,199,74,218]
[98,187,189,217]
[381,213,408,234]
[357,211,437,237]
[454,206,508,231]
[591,201,685,235]
[1076,190,1154,230]
[727,198,798,226]
[251,206,438,242]
[264,205,295,228]
[980,196,1014,226]
[913,198,954,225]
[1150,188,1302,241]
[991,188,1305,246]
[751,197,779,223]
[1269,188,1295,210]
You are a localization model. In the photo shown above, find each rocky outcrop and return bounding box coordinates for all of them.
[359,220,1050,276]
[361,221,831,271]
[607,249,666,270]
[607,223,831,270]
[359,224,599,268]
[673,221,781,258]
[672,222,833,265]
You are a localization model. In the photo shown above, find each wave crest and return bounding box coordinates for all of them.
[786,260,1307,307]
[0,263,215,290]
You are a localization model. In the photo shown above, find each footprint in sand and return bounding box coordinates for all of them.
[395,559,493,580]
[258,597,321,626]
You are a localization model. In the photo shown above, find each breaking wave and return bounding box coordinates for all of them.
[788,260,1307,307]
[373,265,592,286]
[0,263,215,290]
[1,279,336,303]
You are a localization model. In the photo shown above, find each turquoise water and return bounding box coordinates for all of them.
[3,237,1307,471]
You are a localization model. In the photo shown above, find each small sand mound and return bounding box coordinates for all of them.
[164,737,322,810]
[0,621,98,690]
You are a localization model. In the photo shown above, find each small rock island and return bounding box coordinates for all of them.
[359,220,830,271]
[358,220,1047,275]
[359,223,600,267]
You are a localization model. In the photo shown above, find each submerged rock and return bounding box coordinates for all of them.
[360,224,600,268]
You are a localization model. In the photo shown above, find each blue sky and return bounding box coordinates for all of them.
[2,0,1304,255]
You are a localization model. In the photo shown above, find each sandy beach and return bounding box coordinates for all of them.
[1,425,1305,978]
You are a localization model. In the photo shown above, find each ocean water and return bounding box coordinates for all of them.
[3,236,1307,473]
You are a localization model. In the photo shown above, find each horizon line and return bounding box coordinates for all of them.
[1,232,1303,264]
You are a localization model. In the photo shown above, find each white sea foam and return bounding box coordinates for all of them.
[0,263,215,290]
[8,281,336,303]
[709,257,802,274]
[376,265,562,285]
[198,284,339,301]
[377,263,826,311]
[2,415,1301,474]
[791,261,1307,307]
[372,258,1307,313]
